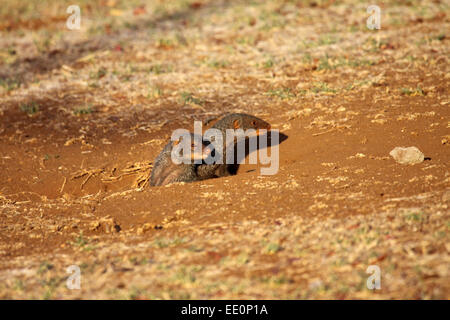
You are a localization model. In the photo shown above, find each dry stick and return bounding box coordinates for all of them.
[102,175,122,183]
[60,176,67,193]
[14,200,31,205]
[312,128,335,136]
[335,183,353,189]
[71,168,104,189]
[133,170,152,189]
[81,173,93,189]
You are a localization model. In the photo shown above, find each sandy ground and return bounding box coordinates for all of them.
[0,0,449,299]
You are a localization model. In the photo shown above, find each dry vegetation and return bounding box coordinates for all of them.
[0,0,449,299]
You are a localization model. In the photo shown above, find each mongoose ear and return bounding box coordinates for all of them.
[203,116,220,130]
[233,119,240,129]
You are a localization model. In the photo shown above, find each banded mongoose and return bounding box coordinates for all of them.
[204,113,271,178]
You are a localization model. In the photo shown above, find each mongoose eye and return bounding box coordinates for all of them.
[251,120,256,126]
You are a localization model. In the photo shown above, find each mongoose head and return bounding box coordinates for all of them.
[150,133,212,186]
[172,133,212,163]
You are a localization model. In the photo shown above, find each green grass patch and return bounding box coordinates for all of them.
[37,261,54,275]
[301,35,338,48]
[13,279,25,291]
[207,59,230,68]
[153,237,187,248]
[265,87,295,99]
[180,92,203,105]
[318,55,376,71]
[0,77,21,91]
[72,232,95,251]
[20,101,40,115]
[73,105,94,115]
[89,67,107,80]
[264,242,282,254]
[148,64,173,74]
[311,82,336,94]
[405,211,425,222]
[147,86,163,98]
[263,58,275,69]
[236,36,257,46]
[400,86,425,96]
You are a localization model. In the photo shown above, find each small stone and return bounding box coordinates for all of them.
[96,217,121,233]
[90,221,101,231]
[308,279,323,290]
[137,223,155,235]
[441,135,449,145]
[389,146,425,165]
[371,118,387,124]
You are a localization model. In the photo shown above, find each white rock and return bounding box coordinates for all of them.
[389,146,425,165]
[308,279,323,291]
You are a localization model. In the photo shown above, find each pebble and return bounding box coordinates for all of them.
[389,146,425,165]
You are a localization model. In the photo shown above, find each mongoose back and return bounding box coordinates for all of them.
[202,113,271,178]
[211,113,271,134]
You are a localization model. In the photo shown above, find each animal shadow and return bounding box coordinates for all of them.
[227,131,288,175]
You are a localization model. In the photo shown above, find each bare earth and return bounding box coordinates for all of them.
[0,0,449,299]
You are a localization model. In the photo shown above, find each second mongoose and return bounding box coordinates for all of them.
[199,113,271,178]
